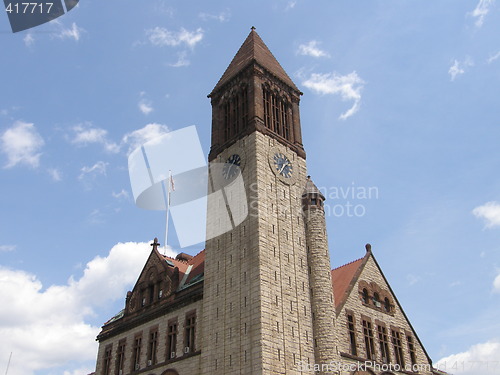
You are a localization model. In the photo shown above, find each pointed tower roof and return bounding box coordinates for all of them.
[302,176,325,199]
[210,27,300,95]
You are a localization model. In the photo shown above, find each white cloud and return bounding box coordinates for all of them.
[472,201,500,228]
[122,123,170,155]
[138,99,154,115]
[71,123,120,153]
[112,189,129,199]
[0,245,16,252]
[449,60,464,81]
[54,22,84,41]
[78,161,108,180]
[487,51,500,64]
[436,339,500,374]
[449,57,474,81]
[72,125,107,144]
[169,51,190,67]
[23,33,35,47]
[0,241,176,375]
[87,208,105,225]
[302,71,365,120]
[63,367,95,375]
[286,1,297,10]
[470,0,495,28]
[147,27,204,48]
[198,10,230,22]
[406,273,421,286]
[493,272,500,293]
[0,121,44,168]
[153,3,174,16]
[297,40,329,58]
[47,168,62,181]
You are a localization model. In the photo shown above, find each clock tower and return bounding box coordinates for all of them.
[200,28,338,374]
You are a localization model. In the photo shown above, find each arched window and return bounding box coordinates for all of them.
[362,288,369,304]
[373,292,380,307]
[222,86,249,142]
[262,86,291,141]
[384,297,391,312]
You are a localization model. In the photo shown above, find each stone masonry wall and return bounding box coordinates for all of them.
[337,256,434,375]
[95,300,202,375]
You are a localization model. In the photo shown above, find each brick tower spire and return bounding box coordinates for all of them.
[208,27,305,161]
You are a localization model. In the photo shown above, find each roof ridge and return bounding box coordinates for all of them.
[331,256,364,272]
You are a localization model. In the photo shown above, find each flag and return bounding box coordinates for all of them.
[169,170,175,192]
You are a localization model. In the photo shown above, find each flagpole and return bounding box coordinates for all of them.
[163,170,172,256]
[5,352,12,375]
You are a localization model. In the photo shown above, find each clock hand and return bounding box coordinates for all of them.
[279,161,289,174]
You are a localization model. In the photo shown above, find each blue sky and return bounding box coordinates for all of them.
[1,1,500,374]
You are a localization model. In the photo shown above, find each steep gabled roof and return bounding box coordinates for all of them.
[331,256,366,310]
[210,28,300,95]
[332,246,434,366]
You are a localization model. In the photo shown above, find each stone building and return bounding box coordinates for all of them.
[93,29,445,375]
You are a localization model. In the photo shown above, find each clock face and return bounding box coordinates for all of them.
[273,152,293,178]
[222,154,241,179]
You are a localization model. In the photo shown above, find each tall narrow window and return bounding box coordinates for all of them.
[362,288,369,304]
[103,345,112,375]
[377,325,390,364]
[131,335,142,372]
[232,94,240,135]
[167,319,177,359]
[384,297,391,313]
[283,102,290,140]
[263,88,271,129]
[272,94,279,134]
[147,328,158,365]
[373,292,380,308]
[347,314,357,356]
[362,320,376,360]
[407,335,417,366]
[262,86,291,141]
[148,284,154,304]
[115,340,126,375]
[241,87,248,128]
[224,102,231,140]
[185,312,196,353]
[392,329,405,367]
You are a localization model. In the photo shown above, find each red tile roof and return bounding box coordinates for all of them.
[160,249,205,287]
[159,247,367,306]
[331,257,365,309]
